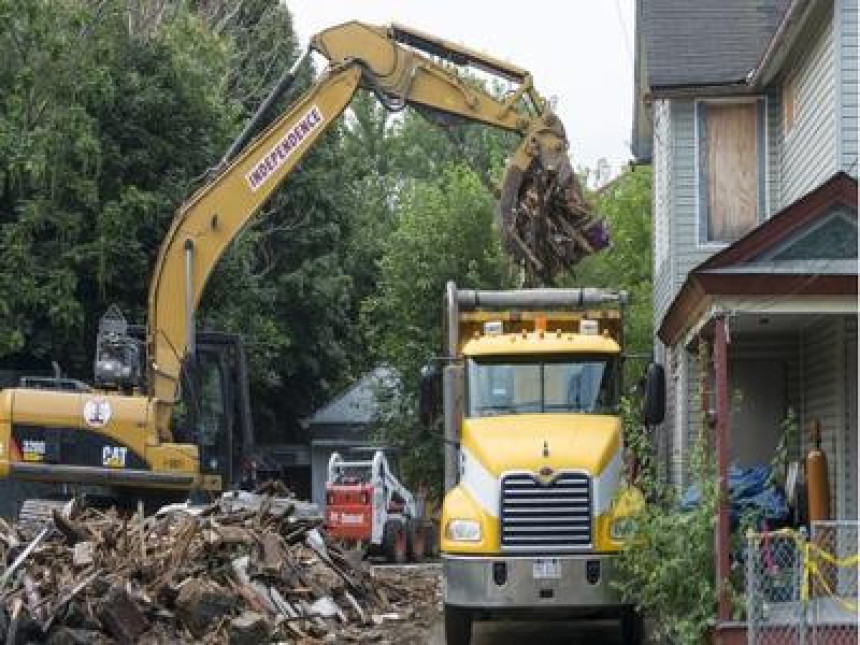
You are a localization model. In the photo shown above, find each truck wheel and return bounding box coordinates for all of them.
[382,519,407,564]
[407,520,426,562]
[444,604,472,645]
[620,606,643,645]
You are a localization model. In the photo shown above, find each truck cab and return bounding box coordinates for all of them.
[431,282,643,644]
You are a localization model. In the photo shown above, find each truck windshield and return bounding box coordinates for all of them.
[466,356,618,417]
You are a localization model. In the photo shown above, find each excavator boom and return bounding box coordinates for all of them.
[143,21,604,439]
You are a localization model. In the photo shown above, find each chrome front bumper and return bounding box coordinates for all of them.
[443,553,623,609]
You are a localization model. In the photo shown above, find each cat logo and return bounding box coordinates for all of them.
[102,446,127,468]
[84,399,112,428]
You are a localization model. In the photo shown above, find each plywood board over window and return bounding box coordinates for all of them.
[697,99,765,244]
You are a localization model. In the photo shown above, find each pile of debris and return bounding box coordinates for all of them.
[0,489,416,644]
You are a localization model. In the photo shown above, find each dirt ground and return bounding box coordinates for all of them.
[370,563,627,645]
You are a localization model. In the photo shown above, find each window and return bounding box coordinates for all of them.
[697,99,766,244]
[466,356,618,418]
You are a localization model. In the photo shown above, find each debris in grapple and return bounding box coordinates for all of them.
[497,112,610,286]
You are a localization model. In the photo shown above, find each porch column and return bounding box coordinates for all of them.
[714,314,731,622]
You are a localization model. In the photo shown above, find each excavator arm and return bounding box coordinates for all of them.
[146,21,603,437]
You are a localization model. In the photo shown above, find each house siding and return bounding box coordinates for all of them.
[672,100,714,299]
[653,99,675,331]
[662,345,684,488]
[766,86,782,215]
[800,317,845,518]
[844,316,857,518]
[680,333,803,486]
[780,1,837,206]
[839,0,859,174]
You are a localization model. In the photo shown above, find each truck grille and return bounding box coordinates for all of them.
[500,471,592,550]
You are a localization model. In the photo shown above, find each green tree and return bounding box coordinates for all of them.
[0,0,234,369]
[0,0,363,440]
[569,166,654,361]
[362,165,513,489]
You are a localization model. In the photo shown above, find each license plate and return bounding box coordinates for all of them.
[532,558,561,579]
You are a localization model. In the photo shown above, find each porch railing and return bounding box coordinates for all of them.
[746,521,858,645]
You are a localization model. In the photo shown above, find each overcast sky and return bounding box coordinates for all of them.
[285,1,636,177]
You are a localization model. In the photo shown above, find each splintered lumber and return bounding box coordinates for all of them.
[498,168,609,285]
[97,585,148,642]
[228,611,270,645]
[0,489,423,643]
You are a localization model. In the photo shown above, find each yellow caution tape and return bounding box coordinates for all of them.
[750,528,859,612]
[806,541,860,568]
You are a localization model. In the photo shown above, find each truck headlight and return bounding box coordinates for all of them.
[610,516,637,541]
[446,519,481,542]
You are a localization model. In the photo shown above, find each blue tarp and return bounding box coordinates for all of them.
[681,463,788,526]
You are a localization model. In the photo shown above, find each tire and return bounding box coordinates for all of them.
[381,519,408,564]
[620,606,643,645]
[407,520,426,562]
[444,604,472,645]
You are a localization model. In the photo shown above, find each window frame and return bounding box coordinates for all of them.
[464,354,620,418]
[694,96,769,248]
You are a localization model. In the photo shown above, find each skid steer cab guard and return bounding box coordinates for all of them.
[324,449,434,564]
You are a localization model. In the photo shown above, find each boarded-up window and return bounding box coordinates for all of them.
[698,100,765,243]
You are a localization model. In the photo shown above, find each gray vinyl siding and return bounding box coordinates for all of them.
[780,1,838,206]
[800,317,847,519]
[680,346,700,489]
[680,333,803,487]
[671,100,715,295]
[653,99,675,330]
[844,317,857,518]
[766,86,782,215]
[839,0,859,174]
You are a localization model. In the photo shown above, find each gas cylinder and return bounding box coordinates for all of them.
[805,420,830,522]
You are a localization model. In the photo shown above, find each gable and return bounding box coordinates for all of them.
[658,172,858,345]
[307,367,399,427]
[698,172,858,270]
[761,208,857,262]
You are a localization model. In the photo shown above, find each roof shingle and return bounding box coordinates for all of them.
[642,0,791,89]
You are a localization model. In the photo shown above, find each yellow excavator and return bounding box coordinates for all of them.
[0,22,602,504]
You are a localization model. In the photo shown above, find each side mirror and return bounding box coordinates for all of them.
[641,362,665,426]
[418,363,442,428]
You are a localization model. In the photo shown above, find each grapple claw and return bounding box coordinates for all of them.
[498,112,609,286]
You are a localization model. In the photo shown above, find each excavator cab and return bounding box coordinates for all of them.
[169,331,255,490]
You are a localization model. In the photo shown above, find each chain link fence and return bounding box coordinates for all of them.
[746,521,859,645]
[809,521,859,644]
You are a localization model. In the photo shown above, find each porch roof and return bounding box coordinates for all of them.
[659,172,858,346]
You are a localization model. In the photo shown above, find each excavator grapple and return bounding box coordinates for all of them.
[499,113,609,285]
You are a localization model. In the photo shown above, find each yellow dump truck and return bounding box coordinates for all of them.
[423,282,658,644]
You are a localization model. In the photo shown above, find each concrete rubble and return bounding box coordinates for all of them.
[0,487,439,643]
